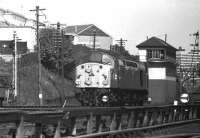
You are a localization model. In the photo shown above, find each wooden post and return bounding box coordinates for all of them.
[71,118,77,136]
[193,107,197,119]
[110,113,117,131]
[162,111,167,123]
[173,109,177,121]
[135,111,141,128]
[116,114,122,130]
[189,107,193,120]
[127,112,135,128]
[156,111,162,124]
[34,123,43,138]
[87,113,94,134]
[54,121,61,138]
[168,110,173,122]
[16,116,24,138]
[96,115,103,133]
[149,112,156,126]
[143,110,149,126]
[178,107,183,121]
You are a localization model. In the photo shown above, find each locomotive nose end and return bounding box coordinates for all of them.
[76,63,111,88]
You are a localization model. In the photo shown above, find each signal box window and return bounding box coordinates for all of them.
[147,49,165,60]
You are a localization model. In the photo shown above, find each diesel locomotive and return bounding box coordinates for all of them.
[75,49,148,106]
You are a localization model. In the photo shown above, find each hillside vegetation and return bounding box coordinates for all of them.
[16,64,78,106]
[0,52,80,106]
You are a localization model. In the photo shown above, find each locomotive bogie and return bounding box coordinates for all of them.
[76,88,148,106]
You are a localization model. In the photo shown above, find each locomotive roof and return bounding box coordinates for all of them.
[94,49,146,70]
[71,45,140,65]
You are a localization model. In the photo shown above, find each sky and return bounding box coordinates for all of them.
[0,0,200,54]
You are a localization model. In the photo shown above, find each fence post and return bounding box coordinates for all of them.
[156,111,163,124]
[16,116,24,138]
[189,107,193,120]
[71,118,77,136]
[87,113,94,134]
[127,111,135,128]
[143,110,149,126]
[35,123,43,138]
[193,107,197,119]
[110,113,117,131]
[54,121,61,138]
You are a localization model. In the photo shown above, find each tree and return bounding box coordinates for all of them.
[39,28,75,77]
[0,57,12,89]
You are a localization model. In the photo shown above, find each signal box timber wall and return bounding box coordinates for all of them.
[137,37,177,105]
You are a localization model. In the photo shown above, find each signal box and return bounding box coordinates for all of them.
[136,37,177,105]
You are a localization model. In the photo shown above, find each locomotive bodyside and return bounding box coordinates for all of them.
[117,59,148,91]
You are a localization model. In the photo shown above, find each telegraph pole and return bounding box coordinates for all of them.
[116,38,127,47]
[190,31,200,89]
[177,46,185,99]
[13,31,17,98]
[190,31,199,53]
[30,6,46,106]
[61,30,65,105]
[54,22,62,74]
[13,32,21,102]
[51,22,66,104]
[51,22,65,74]
[116,38,127,54]
[93,30,96,50]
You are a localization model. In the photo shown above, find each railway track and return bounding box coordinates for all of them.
[0,104,199,137]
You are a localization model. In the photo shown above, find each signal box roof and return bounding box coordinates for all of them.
[136,37,177,51]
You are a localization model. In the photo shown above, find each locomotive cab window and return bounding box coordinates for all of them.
[102,54,114,67]
[124,60,138,68]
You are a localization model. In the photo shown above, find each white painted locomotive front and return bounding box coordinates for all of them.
[75,63,111,88]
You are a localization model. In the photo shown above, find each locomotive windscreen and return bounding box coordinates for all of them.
[90,53,102,62]
[102,54,114,66]
[89,52,114,66]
